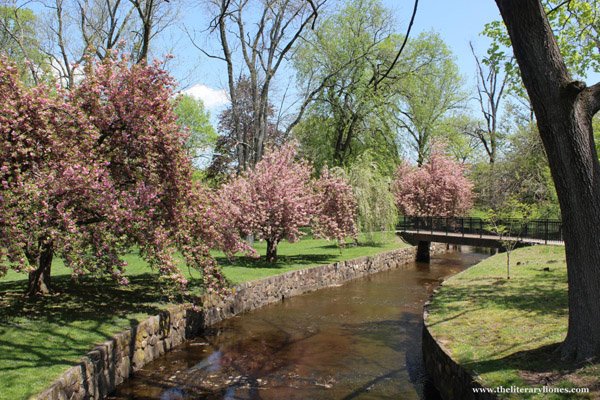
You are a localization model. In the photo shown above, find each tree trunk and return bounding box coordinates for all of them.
[27,242,53,296]
[496,0,600,361]
[132,0,154,65]
[490,135,497,164]
[266,239,278,263]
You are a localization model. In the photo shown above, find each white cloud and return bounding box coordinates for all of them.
[183,84,229,110]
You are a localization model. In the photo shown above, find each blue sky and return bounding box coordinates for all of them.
[402,0,502,81]
[167,0,505,116]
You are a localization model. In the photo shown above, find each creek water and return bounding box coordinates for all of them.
[109,247,489,400]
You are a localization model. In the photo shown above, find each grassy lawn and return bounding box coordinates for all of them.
[427,245,599,399]
[217,232,407,284]
[0,232,406,400]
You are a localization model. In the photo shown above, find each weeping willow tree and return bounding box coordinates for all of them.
[344,152,398,243]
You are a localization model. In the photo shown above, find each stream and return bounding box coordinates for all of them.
[109,247,489,400]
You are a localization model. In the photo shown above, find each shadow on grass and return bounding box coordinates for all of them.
[0,273,190,323]
[431,269,568,320]
[0,273,201,378]
[0,273,202,364]
[465,343,565,374]
[463,343,600,394]
[425,263,596,396]
[216,253,339,270]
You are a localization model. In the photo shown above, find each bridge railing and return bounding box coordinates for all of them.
[397,216,563,244]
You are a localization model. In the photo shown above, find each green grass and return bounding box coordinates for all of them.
[217,232,406,284]
[427,245,599,399]
[0,232,406,400]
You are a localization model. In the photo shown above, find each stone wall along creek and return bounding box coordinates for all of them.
[35,246,422,400]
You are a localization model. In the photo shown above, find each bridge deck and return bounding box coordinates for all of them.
[397,229,564,247]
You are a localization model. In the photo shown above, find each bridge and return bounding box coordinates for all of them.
[397,216,563,262]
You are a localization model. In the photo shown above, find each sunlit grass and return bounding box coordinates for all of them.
[427,245,598,399]
[218,232,407,284]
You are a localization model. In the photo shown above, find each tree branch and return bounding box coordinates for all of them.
[369,0,419,88]
[583,81,600,116]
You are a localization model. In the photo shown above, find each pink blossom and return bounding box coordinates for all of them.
[392,145,474,217]
[312,167,358,244]
[0,56,243,294]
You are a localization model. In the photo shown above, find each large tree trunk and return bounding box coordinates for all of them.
[27,242,54,297]
[496,0,600,361]
[266,239,278,263]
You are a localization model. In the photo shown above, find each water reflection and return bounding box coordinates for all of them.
[109,246,489,400]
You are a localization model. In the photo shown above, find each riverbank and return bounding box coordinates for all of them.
[109,247,487,399]
[0,233,407,400]
[425,245,599,399]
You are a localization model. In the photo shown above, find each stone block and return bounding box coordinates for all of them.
[132,349,145,370]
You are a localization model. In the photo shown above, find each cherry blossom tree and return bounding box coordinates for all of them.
[220,144,359,262]
[392,146,474,217]
[220,143,315,263]
[312,167,358,245]
[0,56,246,296]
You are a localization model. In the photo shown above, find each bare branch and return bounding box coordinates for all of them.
[369,0,419,88]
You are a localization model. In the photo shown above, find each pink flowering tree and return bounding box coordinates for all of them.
[312,167,358,245]
[220,143,315,263]
[220,144,359,262]
[392,146,474,217]
[0,57,246,296]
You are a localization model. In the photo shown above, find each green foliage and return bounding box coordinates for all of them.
[471,124,560,219]
[396,32,466,165]
[545,0,600,77]
[0,5,47,84]
[173,94,217,161]
[436,114,485,163]
[481,20,527,100]
[483,0,600,100]
[294,1,464,174]
[492,196,536,221]
[293,0,403,174]
[294,114,338,173]
[344,152,398,242]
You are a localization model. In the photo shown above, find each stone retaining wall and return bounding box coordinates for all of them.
[35,245,420,400]
[422,299,497,400]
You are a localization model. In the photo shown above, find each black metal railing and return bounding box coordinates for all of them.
[397,215,563,244]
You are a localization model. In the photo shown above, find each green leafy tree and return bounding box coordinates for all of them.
[483,0,600,108]
[293,0,404,175]
[493,0,600,360]
[436,114,485,164]
[485,199,534,280]
[173,94,217,162]
[345,152,398,243]
[472,124,559,218]
[396,32,466,166]
[0,5,46,83]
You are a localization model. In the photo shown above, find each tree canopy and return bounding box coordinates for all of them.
[0,57,246,296]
